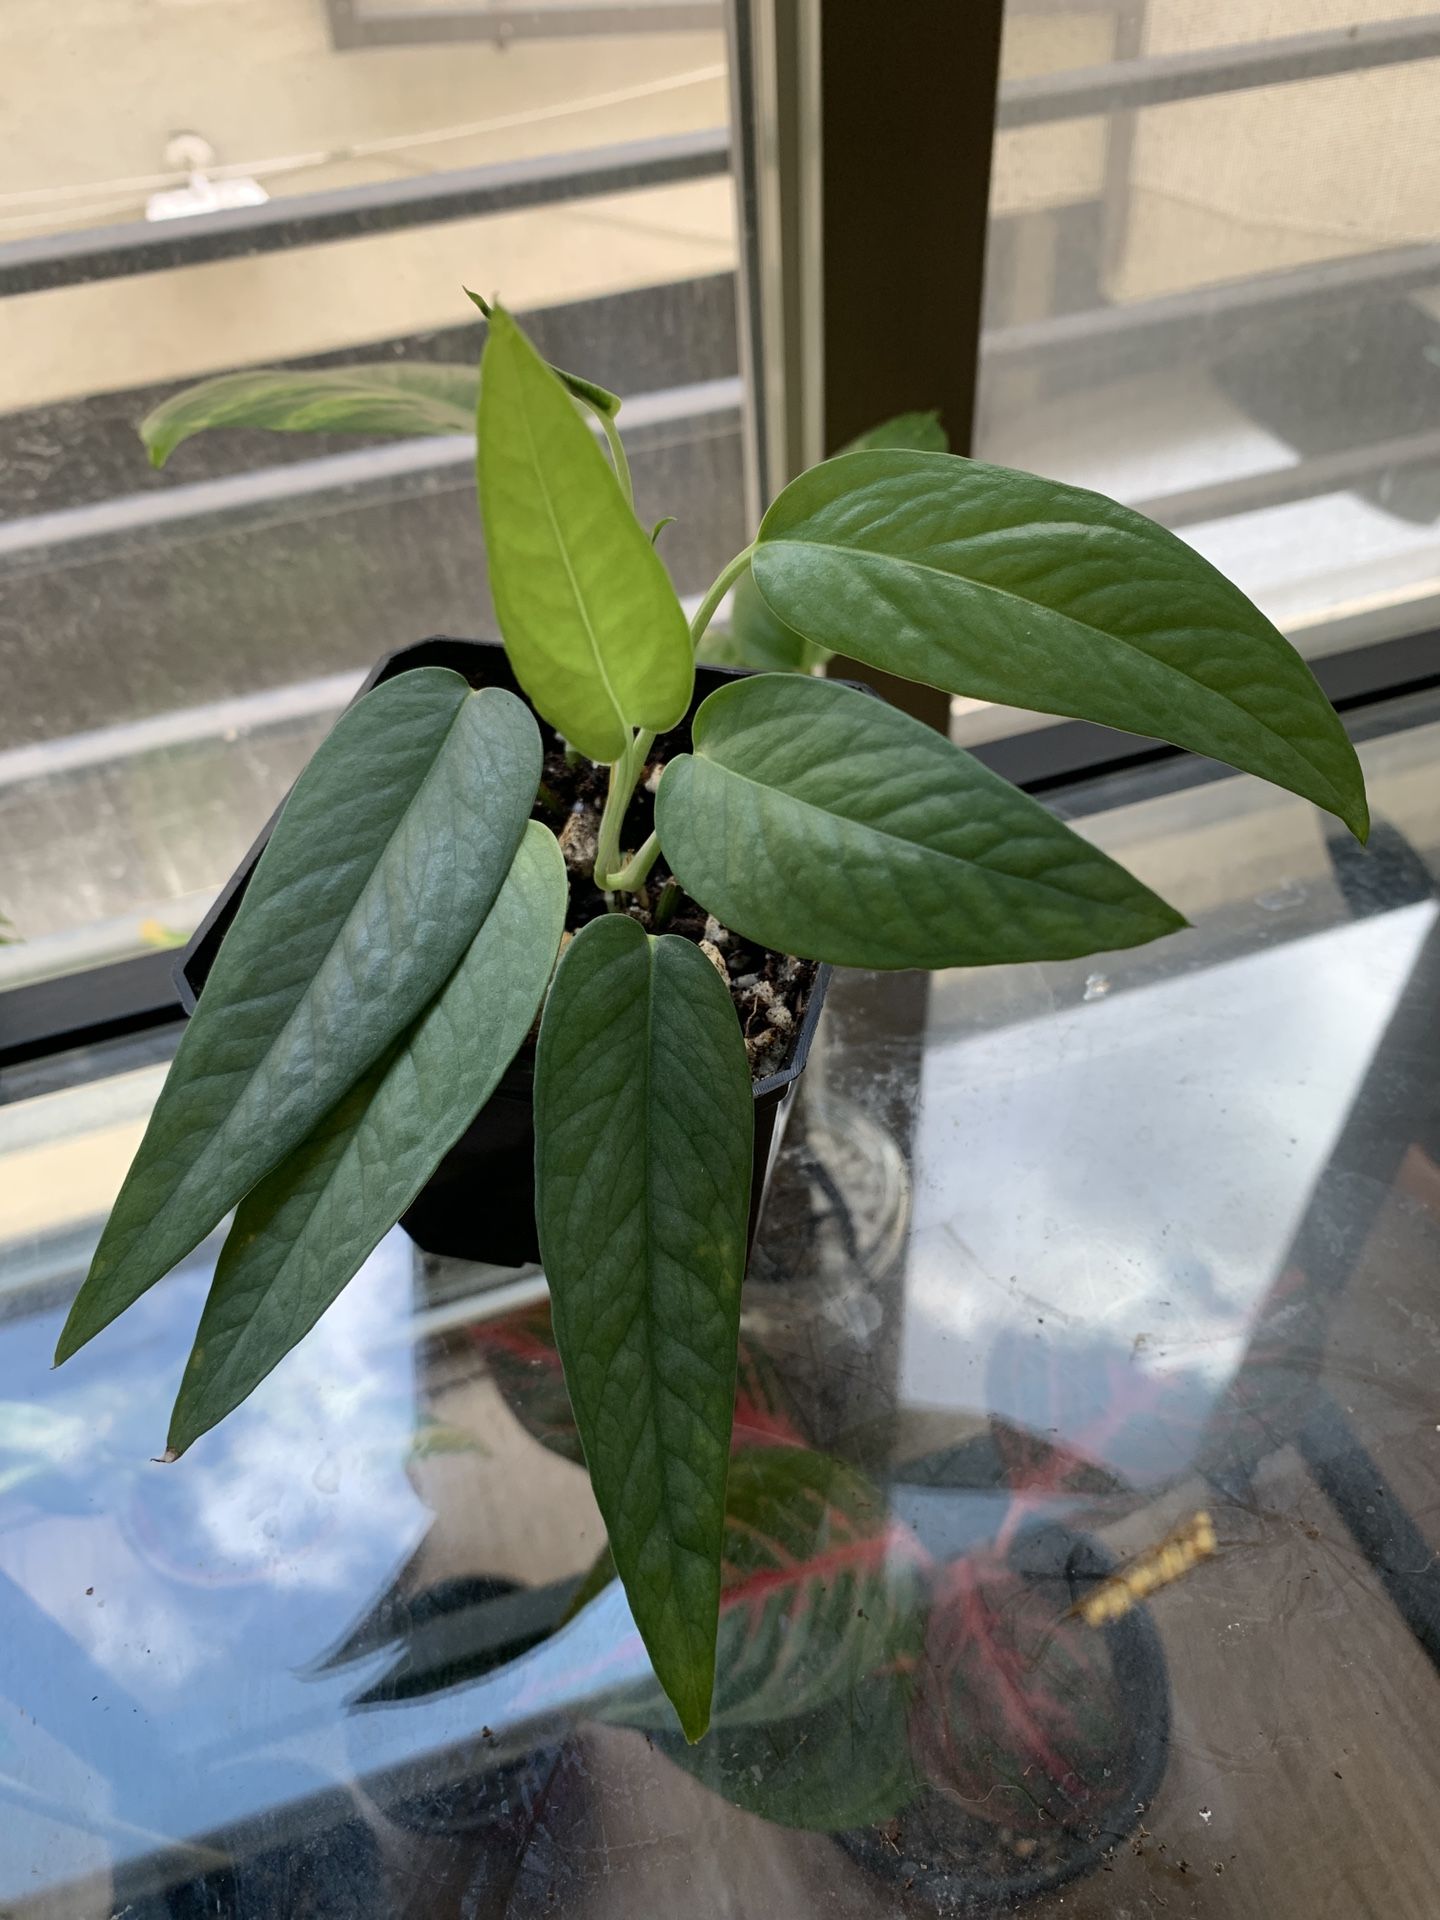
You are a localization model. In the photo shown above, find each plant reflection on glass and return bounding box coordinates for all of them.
[373,1301,1166,1879]
[54,298,1366,1740]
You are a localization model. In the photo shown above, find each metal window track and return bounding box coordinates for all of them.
[328,0,725,47]
[984,236,1440,376]
[998,12,1440,128]
[0,127,731,298]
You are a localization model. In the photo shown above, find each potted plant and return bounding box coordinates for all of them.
[53,298,1367,1743]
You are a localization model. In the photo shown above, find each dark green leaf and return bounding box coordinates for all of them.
[753,449,1368,838]
[656,674,1185,970]
[56,669,540,1365]
[462,287,620,416]
[534,913,754,1741]
[622,1447,925,1830]
[620,1447,925,1730]
[562,1541,620,1626]
[474,1298,806,1473]
[478,306,693,763]
[140,364,480,467]
[165,822,566,1455]
[704,411,948,674]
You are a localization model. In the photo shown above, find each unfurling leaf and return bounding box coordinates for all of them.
[753,449,1368,838]
[462,288,620,416]
[534,913,754,1741]
[656,674,1185,970]
[166,822,567,1455]
[477,305,693,762]
[140,364,481,467]
[56,669,540,1365]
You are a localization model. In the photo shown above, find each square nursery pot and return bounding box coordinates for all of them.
[177,637,831,1270]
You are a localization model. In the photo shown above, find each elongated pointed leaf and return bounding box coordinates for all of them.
[753,449,1368,838]
[166,823,567,1456]
[656,674,1185,970]
[477,305,693,762]
[620,1447,926,1830]
[140,364,481,467]
[614,1446,926,1732]
[534,913,754,1742]
[704,411,949,675]
[56,670,540,1365]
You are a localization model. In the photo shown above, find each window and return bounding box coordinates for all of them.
[977,1,1440,664]
[0,2,741,988]
[4,14,1440,1913]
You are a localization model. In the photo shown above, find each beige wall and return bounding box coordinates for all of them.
[8,3,1435,402]
[1111,0,1440,301]
[1,1,731,409]
[991,0,1439,307]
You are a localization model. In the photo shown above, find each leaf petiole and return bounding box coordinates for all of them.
[596,405,635,510]
[572,389,634,508]
[594,729,653,892]
[604,830,662,894]
[594,545,756,892]
[689,545,755,655]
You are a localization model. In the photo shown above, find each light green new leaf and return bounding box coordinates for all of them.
[165,823,567,1456]
[753,449,1368,838]
[140,364,481,468]
[656,674,1185,970]
[534,914,754,1742]
[477,305,693,762]
[56,669,540,1365]
[704,410,948,675]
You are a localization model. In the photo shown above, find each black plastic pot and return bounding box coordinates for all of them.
[178,637,831,1268]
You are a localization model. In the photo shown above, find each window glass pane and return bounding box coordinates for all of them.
[971,0,1440,754]
[0,4,738,985]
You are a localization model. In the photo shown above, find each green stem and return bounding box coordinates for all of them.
[596,548,755,894]
[651,875,682,930]
[594,736,641,892]
[606,830,662,894]
[580,397,633,510]
[689,544,755,653]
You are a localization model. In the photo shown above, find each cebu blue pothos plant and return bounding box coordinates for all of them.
[55,299,1367,1741]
